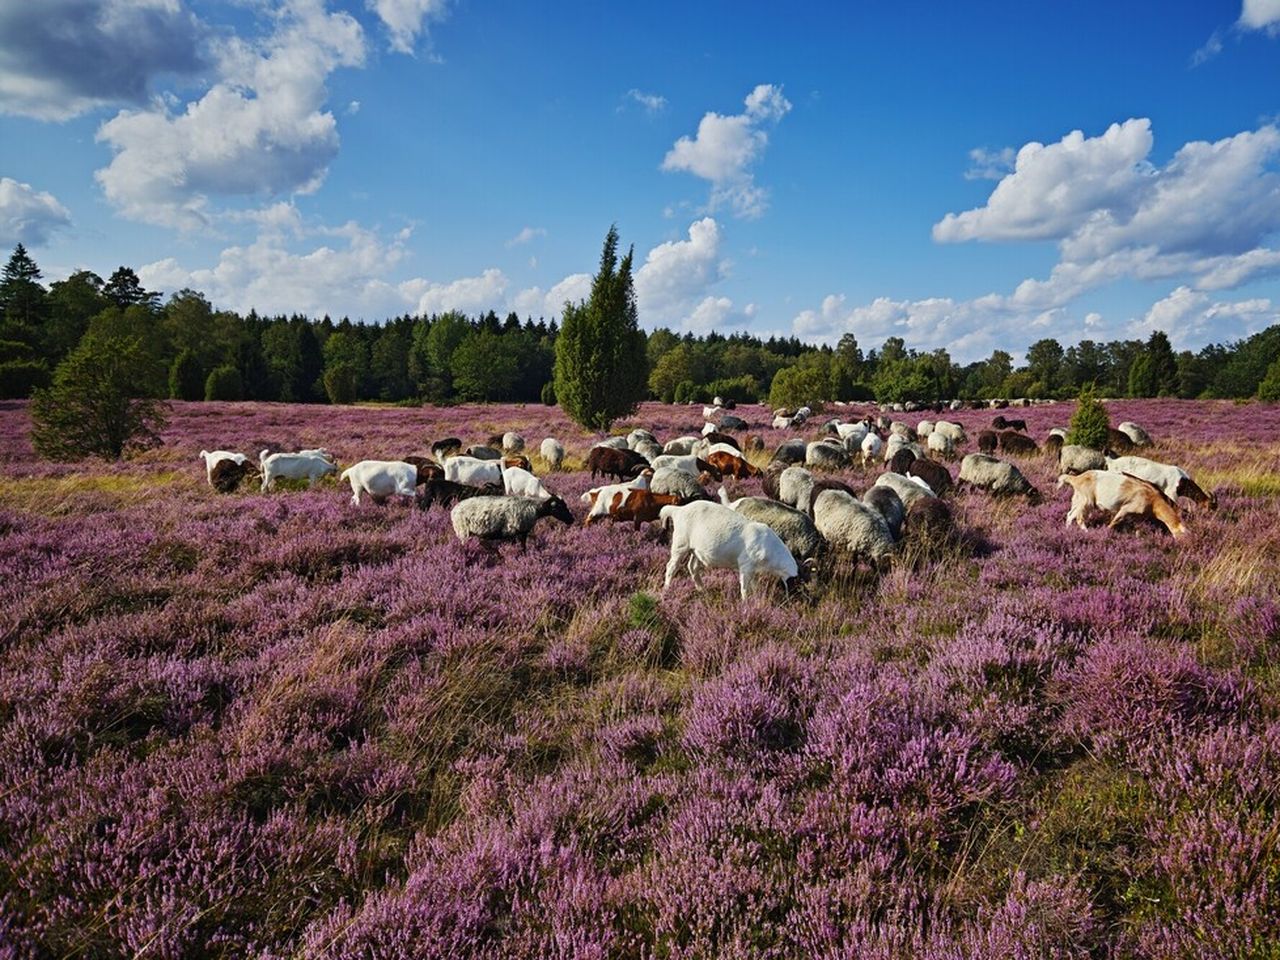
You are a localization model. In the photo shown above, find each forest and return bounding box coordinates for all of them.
[2,242,1279,410]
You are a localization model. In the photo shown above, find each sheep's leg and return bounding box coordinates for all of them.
[663,547,689,590]
[351,491,360,506]
[687,556,706,591]
[1107,503,1142,530]
[739,566,755,599]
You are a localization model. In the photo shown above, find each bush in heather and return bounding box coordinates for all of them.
[205,363,244,401]
[1066,383,1110,449]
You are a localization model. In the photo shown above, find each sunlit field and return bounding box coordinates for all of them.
[1,397,1278,958]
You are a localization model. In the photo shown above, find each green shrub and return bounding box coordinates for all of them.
[705,375,759,404]
[540,381,556,406]
[673,380,699,404]
[1257,356,1280,402]
[1067,384,1110,450]
[169,349,204,401]
[0,359,50,398]
[205,365,244,401]
[322,363,357,404]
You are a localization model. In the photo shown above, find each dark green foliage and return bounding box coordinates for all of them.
[0,359,51,398]
[1128,331,1179,398]
[30,331,168,460]
[1067,384,1111,450]
[205,365,244,401]
[553,226,648,430]
[673,379,698,404]
[541,381,556,405]
[770,353,832,409]
[102,267,159,310]
[323,363,358,404]
[451,329,520,401]
[0,243,47,345]
[704,374,759,403]
[169,350,204,401]
[1258,356,1280,402]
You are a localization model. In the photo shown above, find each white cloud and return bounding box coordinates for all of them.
[634,217,727,324]
[1133,286,1279,347]
[684,295,733,332]
[366,0,448,54]
[1240,0,1280,31]
[625,89,667,115]
[94,0,366,229]
[403,267,508,316]
[662,83,791,219]
[0,0,206,121]
[506,226,546,247]
[0,177,71,247]
[964,146,1015,180]
[934,119,1154,243]
[512,273,591,320]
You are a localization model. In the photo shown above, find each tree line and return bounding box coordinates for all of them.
[2,241,1279,412]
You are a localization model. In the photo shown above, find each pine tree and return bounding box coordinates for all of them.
[553,225,648,430]
[0,243,47,343]
[1067,383,1111,450]
[103,267,160,310]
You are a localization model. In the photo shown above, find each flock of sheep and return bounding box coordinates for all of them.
[195,401,1215,599]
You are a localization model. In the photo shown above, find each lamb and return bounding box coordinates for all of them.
[259,450,339,492]
[451,495,575,550]
[659,501,802,599]
[863,485,905,541]
[812,489,896,571]
[1057,470,1186,537]
[1117,422,1152,447]
[957,453,1040,500]
[502,466,555,501]
[860,432,884,465]
[977,429,998,454]
[419,478,503,510]
[502,432,525,453]
[340,460,419,506]
[1104,455,1217,509]
[907,457,953,496]
[806,440,849,471]
[443,455,504,487]
[874,471,936,509]
[700,431,741,451]
[199,450,248,486]
[540,438,565,471]
[719,489,826,563]
[1058,444,1107,475]
[998,430,1039,456]
[587,446,650,481]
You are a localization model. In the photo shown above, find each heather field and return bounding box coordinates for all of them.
[2,397,1279,959]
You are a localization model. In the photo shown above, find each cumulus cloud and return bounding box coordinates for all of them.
[506,226,546,247]
[0,177,71,247]
[684,295,733,333]
[1132,286,1279,347]
[624,89,667,115]
[1240,0,1280,31]
[513,272,592,320]
[634,217,728,325]
[366,0,448,54]
[964,146,1016,180]
[0,0,206,121]
[94,0,366,229]
[662,84,791,219]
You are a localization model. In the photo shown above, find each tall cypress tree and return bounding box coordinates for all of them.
[553,225,648,430]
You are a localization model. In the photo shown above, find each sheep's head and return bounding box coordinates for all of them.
[540,496,574,526]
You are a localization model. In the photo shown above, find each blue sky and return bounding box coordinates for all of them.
[2,0,1280,361]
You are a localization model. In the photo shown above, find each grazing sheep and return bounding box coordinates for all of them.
[1058,444,1107,475]
[596,487,685,530]
[813,489,896,571]
[1106,428,1136,454]
[341,460,419,506]
[926,431,955,460]
[1044,434,1064,459]
[778,465,816,511]
[199,450,248,486]
[660,501,803,599]
[1117,422,1152,447]
[887,447,918,474]
[420,478,503,509]
[743,434,765,453]
[444,455,504,487]
[595,436,631,450]
[933,420,967,444]
[863,485,905,541]
[652,453,715,477]
[806,440,849,471]
[1104,455,1217,509]
[977,429,998,454]
[773,438,809,464]
[502,466,554,501]
[649,466,710,502]
[466,445,503,460]
[992,415,1027,432]
[705,450,759,479]
[957,453,1040,500]
[502,432,525,453]
[889,421,912,438]
[582,474,651,522]
[700,430,741,451]
[997,430,1039,456]
[627,429,658,450]
[719,489,826,563]
[540,438,565,471]
[874,471,936,509]
[907,458,952,496]
[836,421,870,444]
[916,420,936,440]
[861,431,884,465]
[1058,471,1186,537]
[208,457,252,493]
[587,446,650,481]
[905,496,954,542]
[634,439,664,463]
[403,455,444,485]
[662,436,701,456]
[719,414,748,431]
[451,495,575,550]
[431,438,462,459]
[259,450,339,492]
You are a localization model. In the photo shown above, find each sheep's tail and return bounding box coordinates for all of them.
[1056,473,1075,490]
[260,448,270,464]
[339,467,350,482]
[717,485,731,505]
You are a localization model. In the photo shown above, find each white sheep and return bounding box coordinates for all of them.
[199,450,247,486]
[502,466,554,501]
[443,455,503,487]
[594,436,630,450]
[340,460,418,506]
[451,495,575,550]
[502,432,525,453]
[540,438,565,471]
[1058,444,1107,475]
[659,501,800,599]
[926,430,954,459]
[860,432,884,465]
[812,489,896,571]
[933,420,966,444]
[916,420,935,440]
[1104,455,1216,509]
[627,429,657,450]
[662,436,701,455]
[957,453,1039,499]
[1117,422,1152,447]
[650,453,704,476]
[874,471,936,508]
[259,450,339,491]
